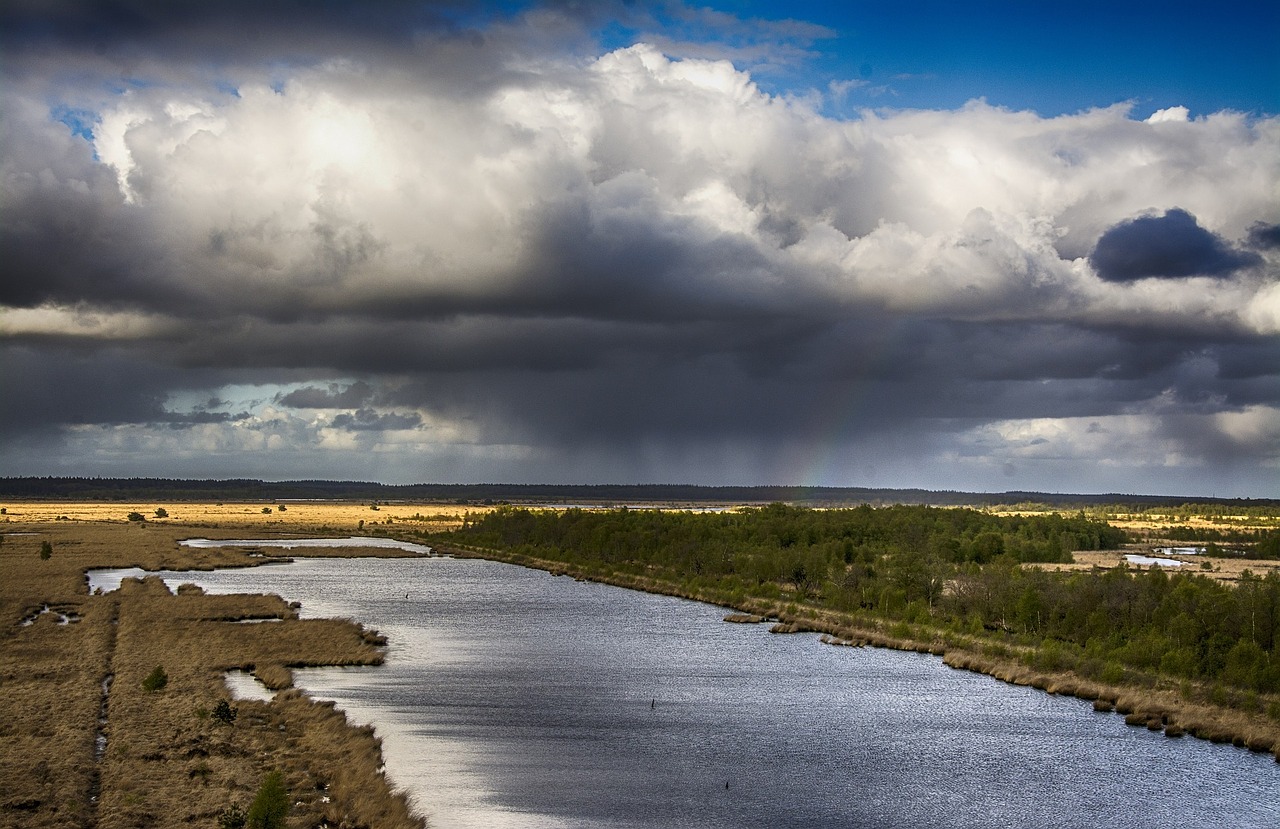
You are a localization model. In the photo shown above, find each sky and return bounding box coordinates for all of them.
[1,1,1278,497]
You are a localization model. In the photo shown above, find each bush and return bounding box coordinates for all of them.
[154,507,168,518]
[217,803,247,829]
[39,540,52,560]
[126,512,145,522]
[212,699,238,725]
[261,507,273,514]
[142,665,168,692]
[247,770,288,829]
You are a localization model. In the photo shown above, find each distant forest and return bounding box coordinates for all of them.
[0,477,1276,509]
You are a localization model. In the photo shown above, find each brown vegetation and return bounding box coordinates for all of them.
[0,517,426,829]
[0,500,478,534]
[1037,549,1280,582]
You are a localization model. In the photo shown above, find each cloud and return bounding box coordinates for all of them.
[1247,222,1280,250]
[0,5,1277,495]
[278,381,374,409]
[331,408,423,431]
[1089,208,1263,282]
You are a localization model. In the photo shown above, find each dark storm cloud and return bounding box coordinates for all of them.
[0,0,469,59]
[1089,208,1262,282]
[160,410,251,429]
[2,1,1277,495]
[0,344,224,433]
[1247,222,1280,250]
[277,381,374,409]
[331,408,422,431]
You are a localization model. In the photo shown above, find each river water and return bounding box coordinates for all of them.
[91,555,1279,828]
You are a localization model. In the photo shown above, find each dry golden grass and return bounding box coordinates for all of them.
[0,517,427,829]
[1,500,479,533]
[1033,550,1280,582]
[982,506,1280,583]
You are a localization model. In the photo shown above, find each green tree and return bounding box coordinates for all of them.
[246,770,289,829]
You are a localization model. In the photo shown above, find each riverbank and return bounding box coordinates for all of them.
[4,506,1276,826]
[0,520,425,828]
[433,539,1280,763]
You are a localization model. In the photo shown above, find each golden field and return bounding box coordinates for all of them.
[1,500,481,533]
[0,513,430,828]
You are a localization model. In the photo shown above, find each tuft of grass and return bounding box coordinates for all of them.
[142,665,168,692]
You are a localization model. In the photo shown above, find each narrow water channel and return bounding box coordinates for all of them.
[91,554,1280,829]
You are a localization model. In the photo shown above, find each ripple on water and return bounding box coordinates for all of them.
[95,554,1280,829]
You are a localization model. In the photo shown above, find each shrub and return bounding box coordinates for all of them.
[154,507,168,518]
[246,770,288,829]
[218,803,247,829]
[212,699,238,725]
[39,540,52,560]
[142,665,168,692]
[261,507,273,514]
[126,512,145,522]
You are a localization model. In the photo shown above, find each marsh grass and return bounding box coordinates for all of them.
[0,517,426,828]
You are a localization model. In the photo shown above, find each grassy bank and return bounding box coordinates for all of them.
[0,518,425,829]
[432,537,1280,763]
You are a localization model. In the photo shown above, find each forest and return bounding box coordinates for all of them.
[437,504,1280,702]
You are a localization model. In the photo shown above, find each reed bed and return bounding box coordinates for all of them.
[1,518,426,829]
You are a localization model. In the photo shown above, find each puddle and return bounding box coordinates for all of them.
[19,604,82,626]
[1125,554,1185,567]
[224,668,276,702]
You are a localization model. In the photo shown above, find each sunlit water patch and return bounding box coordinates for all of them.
[132,555,1279,829]
[1125,554,1185,567]
[224,669,276,702]
[180,536,435,554]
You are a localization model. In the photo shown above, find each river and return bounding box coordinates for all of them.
[91,554,1279,828]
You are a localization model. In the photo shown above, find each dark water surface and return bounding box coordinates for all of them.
[108,556,1279,828]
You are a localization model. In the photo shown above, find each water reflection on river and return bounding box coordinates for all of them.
[100,556,1279,829]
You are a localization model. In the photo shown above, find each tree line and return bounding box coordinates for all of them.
[438,504,1280,698]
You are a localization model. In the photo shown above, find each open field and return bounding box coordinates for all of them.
[1036,549,1280,582]
[0,500,481,533]
[0,517,426,828]
[983,505,1280,582]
